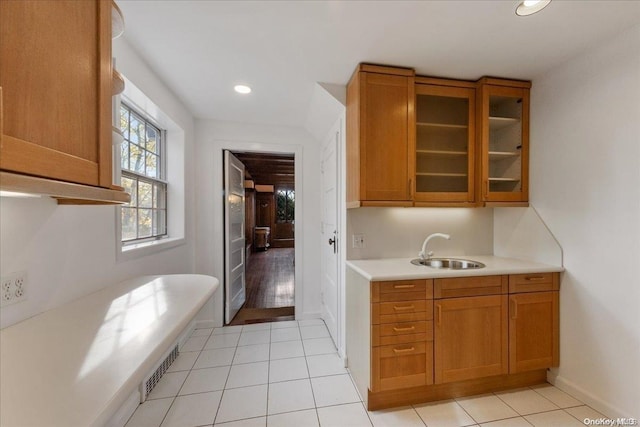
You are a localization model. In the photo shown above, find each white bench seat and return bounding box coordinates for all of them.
[0,274,219,427]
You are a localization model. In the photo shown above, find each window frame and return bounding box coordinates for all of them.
[275,187,295,223]
[119,102,169,245]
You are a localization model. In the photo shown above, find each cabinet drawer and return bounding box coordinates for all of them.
[509,273,559,293]
[371,341,433,392]
[372,321,433,346]
[372,280,433,302]
[435,275,507,298]
[372,300,433,324]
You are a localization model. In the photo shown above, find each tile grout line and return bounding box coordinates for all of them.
[212,326,243,426]
[300,332,322,427]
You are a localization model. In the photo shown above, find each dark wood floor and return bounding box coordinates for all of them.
[244,247,294,309]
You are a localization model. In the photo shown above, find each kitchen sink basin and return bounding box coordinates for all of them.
[411,258,486,269]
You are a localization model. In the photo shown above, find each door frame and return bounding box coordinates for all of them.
[212,140,303,325]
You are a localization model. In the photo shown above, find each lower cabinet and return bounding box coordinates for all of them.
[370,279,433,392]
[434,295,508,384]
[345,269,560,410]
[509,291,559,373]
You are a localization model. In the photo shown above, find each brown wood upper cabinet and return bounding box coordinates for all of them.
[477,78,531,206]
[0,0,129,204]
[414,81,476,206]
[346,64,531,207]
[347,65,415,207]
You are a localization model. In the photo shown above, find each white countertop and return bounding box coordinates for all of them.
[0,274,219,427]
[346,255,563,281]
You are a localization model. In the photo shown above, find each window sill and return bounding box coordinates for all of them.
[117,236,185,262]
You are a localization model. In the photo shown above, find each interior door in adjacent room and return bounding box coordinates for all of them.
[321,126,339,344]
[224,151,246,324]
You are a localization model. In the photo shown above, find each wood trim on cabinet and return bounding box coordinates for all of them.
[476,77,532,89]
[367,369,547,411]
[0,171,130,204]
[360,201,413,207]
[358,64,415,76]
[434,275,507,299]
[98,0,113,188]
[346,70,361,205]
[414,76,476,88]
[0,135,100,186]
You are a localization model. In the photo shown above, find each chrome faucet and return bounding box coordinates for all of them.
[419,233,451,260]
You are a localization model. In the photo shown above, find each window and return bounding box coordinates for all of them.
[275,188,294,223]
[119,102,167,243]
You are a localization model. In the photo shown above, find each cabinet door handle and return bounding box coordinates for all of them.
[436,304,442,326]
[408,178,412,196]
[393,304,415,311]
[510,297,518,319]
[393,346,415,354]
[393,326,416,332]
[524,276,546,281]
[394,284,415,289]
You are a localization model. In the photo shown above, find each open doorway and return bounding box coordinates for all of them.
[226,151,295,325]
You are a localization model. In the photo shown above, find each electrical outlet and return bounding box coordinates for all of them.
[0,272,27,307]
[352,234,365,249]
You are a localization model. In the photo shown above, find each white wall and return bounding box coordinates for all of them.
[0,38,197,329]
[194,120,322,324]
[347,207,494,260]
[530,24,640,418]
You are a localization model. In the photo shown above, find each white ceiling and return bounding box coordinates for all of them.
[117,0,640,128]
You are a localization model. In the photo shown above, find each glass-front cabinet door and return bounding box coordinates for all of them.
[479,82,530,203]
[414,84,476,204]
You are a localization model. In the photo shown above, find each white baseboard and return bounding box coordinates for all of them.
[195,319,216,329]
[105,389,140,427]
[295,311,322,321]
[548,372,629,419]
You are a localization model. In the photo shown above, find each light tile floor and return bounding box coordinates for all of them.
[125,319,603,427]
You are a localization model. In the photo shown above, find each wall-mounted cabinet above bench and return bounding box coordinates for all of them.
[0,0,129,204]
[346,64,531,208]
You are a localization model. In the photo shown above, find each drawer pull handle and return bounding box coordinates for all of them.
[525,276,546,281]
[510,297,518,319]
[393,305,415,311]
[393,326,416,332]
[394,284,415,289]
[436,304,442,326]
[393,346,415,354]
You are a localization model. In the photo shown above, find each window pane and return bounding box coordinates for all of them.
[121,176,137,206]
[121,207,137,240]
[153,209,166,235]
[146,152,158,178]
[129,114,142,145]
[153,183,166,209]
[138,209,152,238]
[120,106,129,139]
[138,180,153,208]
[130,144,145,174]
[121,141,130,170]
[146,126,158,154]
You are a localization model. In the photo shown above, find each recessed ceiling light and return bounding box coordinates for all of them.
[516,0,551,16]
[234,85,252,94]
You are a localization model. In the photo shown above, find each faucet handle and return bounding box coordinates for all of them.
[427,251,434,258]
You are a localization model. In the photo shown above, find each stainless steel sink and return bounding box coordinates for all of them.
[411,258,486,269]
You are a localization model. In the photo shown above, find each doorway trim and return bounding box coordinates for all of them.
[211,140,304,325]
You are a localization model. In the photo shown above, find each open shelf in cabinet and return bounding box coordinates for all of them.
[489,116,520,130]
[418,172,468,177]
[417,122,468,129]
[417,150,467,156]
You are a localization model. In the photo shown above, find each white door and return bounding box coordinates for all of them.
[321,127,339,344]
[224,151,246,324]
